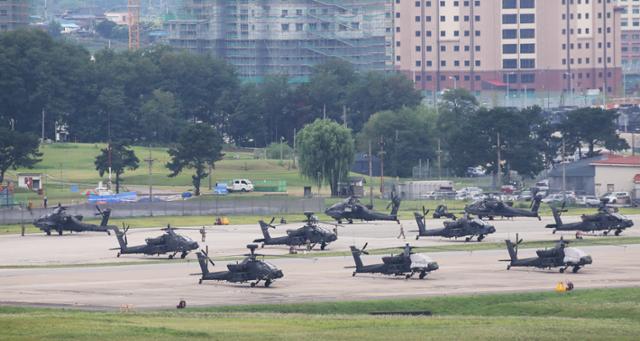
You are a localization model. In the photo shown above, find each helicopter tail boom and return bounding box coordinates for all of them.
[505,240,518,262]
[349,246,364,270]
[196,252,210,275]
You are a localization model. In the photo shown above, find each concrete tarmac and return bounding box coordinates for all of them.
[1,215,639,266]
[1,244,639,310]
[1,215,639,310]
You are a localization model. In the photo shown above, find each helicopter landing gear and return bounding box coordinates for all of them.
[58,229,63,236]
[405,274,412,279]
[199,279,203,285]
[180,252,188,259]
[552,229,557,234]
[615,229,622,236]
[46,230,51,236]
[572,266,581,273]
[265,279,272,287]
[352,271,357,277]
[169,253,177,259]
[117,252,121,258]
[321,242,327,250]
[603,231,609,236]
[465,237,472,242]
[477,235,485,242]
[348,219,354,224]
[416,235,420,240]
[261,243,265,248]
[506,265,511,270]
[419,271,427,280]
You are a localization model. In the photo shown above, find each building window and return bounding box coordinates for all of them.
[502,14,517,24]
[502,29,517,39]
[520,59,535,69]
[503,59,518,69]
[520,44,535,53]
[520,29,535,39]
[503,44,517,54]
[520,14,535,24]
[502,0,517,9]
[520,0,535,9]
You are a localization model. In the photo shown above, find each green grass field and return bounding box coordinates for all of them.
[1,288,639,340]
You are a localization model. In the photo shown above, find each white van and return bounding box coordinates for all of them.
[228,179,254,192]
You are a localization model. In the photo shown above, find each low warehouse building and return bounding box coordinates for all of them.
[591,155,640,198]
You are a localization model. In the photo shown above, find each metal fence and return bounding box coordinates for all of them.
[0,197,325,225]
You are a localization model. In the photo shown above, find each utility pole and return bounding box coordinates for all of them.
[562,137,566,200]
[342,105,347,128]
[144,148,155,215]
[41,108,45,143]
[368,140,373,207]
[437,138,442,180]
[496,133,502,190]
[323,104,327,119]
[292,128,297,168]
[379,137,385,195]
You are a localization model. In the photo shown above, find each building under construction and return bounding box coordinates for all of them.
[0,0,29,32]
[164,0,392,82]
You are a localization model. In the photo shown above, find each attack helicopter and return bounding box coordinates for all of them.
[465,195,542,220]
[195,244,284,287]
[33,205,114,235]
[414,207,496,242]
[254,212,338,251]
[350,243,439,279]
[432,204,456,220]
[503,235,592,273]
[111,224,199,259]
[546,203,634,236]
[325,193,401,224]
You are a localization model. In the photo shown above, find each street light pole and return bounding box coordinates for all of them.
[562,137,566,200]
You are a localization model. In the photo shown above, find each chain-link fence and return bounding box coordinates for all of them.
[0,197,325,225]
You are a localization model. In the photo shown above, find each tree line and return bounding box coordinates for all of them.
[0,29,629,196]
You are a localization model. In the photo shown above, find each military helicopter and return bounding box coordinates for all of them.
[414,207,496,242]
[432,204,456,219]
[33,205,114,235]
[546,202,634,236]
[111,224,199,259]
[254,212,338,251]
[325,193,401,224]
[195,244,284,287]
[504,235,592,273]
[465,195,542,220]
[350,243,439,279]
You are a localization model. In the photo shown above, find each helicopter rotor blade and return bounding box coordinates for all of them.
[362,242,368,251]
[269,217,275,225]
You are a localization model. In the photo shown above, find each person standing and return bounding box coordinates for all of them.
[397,223,406,239]
[200,226,206,243]
[43,196,48,208]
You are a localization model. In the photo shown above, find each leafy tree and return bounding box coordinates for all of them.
[561,108,629,158]
[346,72,422,132]
[166,124,224,196]
[304,59,357,122]
[296,119,355,196]
[437,89,480,176]
[0,128,42,184]
[358,106,437,178]
[95,20,117,39]
[0,29,92,136]
[139,89,182,143]
[94,142,140,193]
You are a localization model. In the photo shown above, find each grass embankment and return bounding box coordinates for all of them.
[1,288,639,340]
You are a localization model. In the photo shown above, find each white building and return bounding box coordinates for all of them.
[591,155,640,197]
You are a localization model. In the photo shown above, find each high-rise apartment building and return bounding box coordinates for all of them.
[394,0,622,99]
[618,0,640,67]
[0,0,29,32]
[164,0,392,82]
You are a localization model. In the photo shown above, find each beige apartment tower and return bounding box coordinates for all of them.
[0,0,29,32]
[394,0,622,100]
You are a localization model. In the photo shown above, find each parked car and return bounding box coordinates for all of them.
[601,192,631,205]
[534,180,549,192]
[576,195,601,207]
[542,194,576,205]
[228,179,254,192]
[517,190,533,201]
[422,190,456,200]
